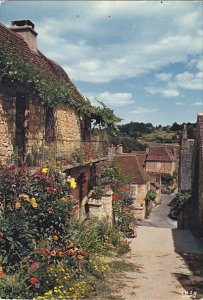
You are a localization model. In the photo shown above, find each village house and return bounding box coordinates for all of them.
[0,20,108,208]
[113,154,151,220]
[145,145,176,176]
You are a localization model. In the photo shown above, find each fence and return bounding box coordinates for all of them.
[11,140,108,168]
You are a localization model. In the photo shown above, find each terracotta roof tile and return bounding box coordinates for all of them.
[146,146,176,162]
[114,154,150,185]
[0,22,83,102]
[130,151,147,167]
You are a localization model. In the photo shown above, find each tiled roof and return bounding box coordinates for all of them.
[0,22,82,102]
[130,151,147,167]
[146,146,176,162]
[114,154,151,185]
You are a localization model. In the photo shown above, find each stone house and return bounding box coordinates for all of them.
[145,146,176,176]
[0,20,108,207]
[114,154,151,220]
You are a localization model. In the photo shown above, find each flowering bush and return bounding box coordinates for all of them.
[0,163,131,299]
[0,164,77,267]
[95,162,136,237]
[70,144,99,165]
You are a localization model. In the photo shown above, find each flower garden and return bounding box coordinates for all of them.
[0,162,136,299]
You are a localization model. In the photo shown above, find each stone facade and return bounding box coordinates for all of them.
[178,114,203,237]
[0,93,82,165]
[145,161,176,175]
[178,125,195,191]
[0,95,16,163]
[87,190,113,224]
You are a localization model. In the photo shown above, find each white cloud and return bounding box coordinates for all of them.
[130,107,158,114]
[175,71,203,90]
[146,87,180,98]
[89,91,134,107]
[31,1,203,83]
[192,101,203,106]
[155,73,172,81]
[175,101,185,106]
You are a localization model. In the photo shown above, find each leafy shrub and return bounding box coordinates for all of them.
[0,164,76,267]
[169,190,191,219]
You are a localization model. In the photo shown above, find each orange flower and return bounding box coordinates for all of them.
[51,251,56,257]
[69,242,74,248]
[58,252,63,258]
[15,202,21,209]
[77,255,83,261]
[53,235,58,241]
[0,266,4,279]
[39,247,46,254]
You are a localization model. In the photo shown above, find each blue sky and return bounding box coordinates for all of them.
[0,0,203,125]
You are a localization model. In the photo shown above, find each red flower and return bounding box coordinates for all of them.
[4,178,12,183]
[51,251,56,257]
[112,194,121,201]
[46,179,53,185]
[47,187,53,194]
[35,172,45,180]
[39,247,46,254]
[31,262,38,270]
[30,277,38,284]
[81,250,87,256]
[67,250,74,256]
[55,186,62,193]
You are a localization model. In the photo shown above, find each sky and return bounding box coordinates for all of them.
[0,0,203,126]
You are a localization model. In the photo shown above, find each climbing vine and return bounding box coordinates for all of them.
[0,44,121,130]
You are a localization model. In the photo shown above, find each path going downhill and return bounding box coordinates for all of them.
[114,194,203,300]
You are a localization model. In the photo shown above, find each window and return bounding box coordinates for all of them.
[45,107,55,142]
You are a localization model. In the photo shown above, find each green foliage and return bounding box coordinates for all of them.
[0,164,75,268]
[145,190,157,201]
[0,163,131,299]
[95,162,136,238]
[169,190,191,219]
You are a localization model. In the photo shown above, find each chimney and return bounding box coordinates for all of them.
[10,20,38,53]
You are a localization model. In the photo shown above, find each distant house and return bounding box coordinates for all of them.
[0,20,107,205]
[114,154,151,220]
[145,146,176,175]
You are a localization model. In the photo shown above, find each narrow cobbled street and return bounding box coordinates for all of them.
[113,194,203,300]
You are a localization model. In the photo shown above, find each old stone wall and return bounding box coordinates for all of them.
[88,190,113,224]
[0,95,16,163]
[131,181,150,220]
[56,106,81,158]
[178,138,194,191]
[145,161,175,175]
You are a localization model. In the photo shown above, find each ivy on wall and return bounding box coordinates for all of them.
[0,44,121,130]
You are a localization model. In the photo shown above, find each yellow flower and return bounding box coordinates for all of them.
[30,197,36,204]
[41,167,49,174]
[19,194,30,202]
[70,181,77,189]
[32,202,38,208]
[15,202,21,209]
[53,235,58,241]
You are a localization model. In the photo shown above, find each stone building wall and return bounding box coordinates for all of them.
[0,93,82,165]
[178,127,195,191]
[56,106,81,158]
[0,95,16,163]
[145,161,175,175]
[132,181,150,220]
